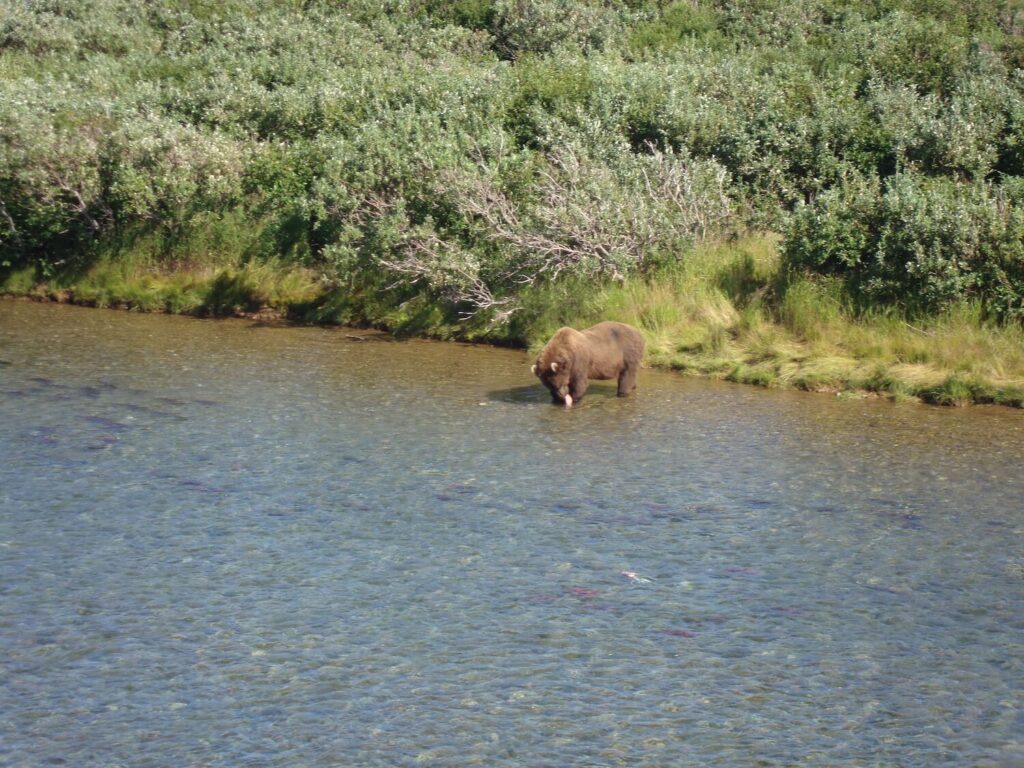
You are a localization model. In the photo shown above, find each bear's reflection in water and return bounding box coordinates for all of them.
[486,382,621,406]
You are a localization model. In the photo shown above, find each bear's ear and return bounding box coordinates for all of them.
[530,364,537,375]
[550,361,559,373]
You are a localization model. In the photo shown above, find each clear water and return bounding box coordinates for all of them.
[1,300,1022,767]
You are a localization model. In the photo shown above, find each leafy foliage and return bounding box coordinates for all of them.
[785,172,1024,320]
[4,0,1024,321]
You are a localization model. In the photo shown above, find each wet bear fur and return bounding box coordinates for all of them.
[532,321,645,405]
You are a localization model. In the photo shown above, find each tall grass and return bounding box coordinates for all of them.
[525,234,1024,407]
[20,251,322,318]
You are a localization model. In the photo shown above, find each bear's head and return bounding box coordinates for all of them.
[532,356,571,402]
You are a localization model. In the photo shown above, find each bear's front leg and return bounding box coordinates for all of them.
[569,370,589,405]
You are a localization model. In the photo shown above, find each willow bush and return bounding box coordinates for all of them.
[785,172,1024,320]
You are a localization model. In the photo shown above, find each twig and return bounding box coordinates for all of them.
[903,322,937,337]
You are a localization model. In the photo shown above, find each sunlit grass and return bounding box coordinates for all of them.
[540,234,1024,407]
[36,255,321,317]
[0,266,38,295]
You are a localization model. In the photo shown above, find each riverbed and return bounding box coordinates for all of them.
[1,300,1022,766]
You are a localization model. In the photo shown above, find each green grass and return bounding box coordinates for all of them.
[18,254,322,318]
[0,266,39,295]
[522,234,1024,408]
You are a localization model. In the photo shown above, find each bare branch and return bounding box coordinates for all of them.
[367,145,732,323]
[380,232,519,323]
[0,200,21,247]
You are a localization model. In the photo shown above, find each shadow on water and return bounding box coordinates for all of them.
[486,382,623,407]
[487,384,551,405]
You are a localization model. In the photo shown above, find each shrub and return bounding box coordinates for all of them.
[628,2,723,54]
[0,79,112,271]
[104,116,251,227]
[5,0,1024,330]
[489,0,624,60]
[374,143,733,320]
[784,171,1024,320]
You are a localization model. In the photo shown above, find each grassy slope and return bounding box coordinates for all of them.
[6,234,1023,408]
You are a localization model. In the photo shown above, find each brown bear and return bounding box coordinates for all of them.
[531,321,645,407]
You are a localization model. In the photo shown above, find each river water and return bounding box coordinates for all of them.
[1,300,1022,767]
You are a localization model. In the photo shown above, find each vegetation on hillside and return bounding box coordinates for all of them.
[3,0,1024,404]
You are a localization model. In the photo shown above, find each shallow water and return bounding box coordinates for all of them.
[1,300,1022,767]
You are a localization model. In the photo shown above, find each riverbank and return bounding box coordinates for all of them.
[4,234,1024,408]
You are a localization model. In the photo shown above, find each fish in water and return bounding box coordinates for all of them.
[621,570,653,584]
[525,593,559,603]
[81,415,132,432]
[659,628,697,638]
[179,478,224,494]
[723,566,759,576]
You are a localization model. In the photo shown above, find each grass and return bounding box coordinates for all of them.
[3,254,321,318]
[530,234,1024,408]
[0,266,38,295]
[4,232,1024,408]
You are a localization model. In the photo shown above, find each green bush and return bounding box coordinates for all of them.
[5,0,1024,326]
[488,0,624,60]
[628,2,723,53]
[785,172,1024,319]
